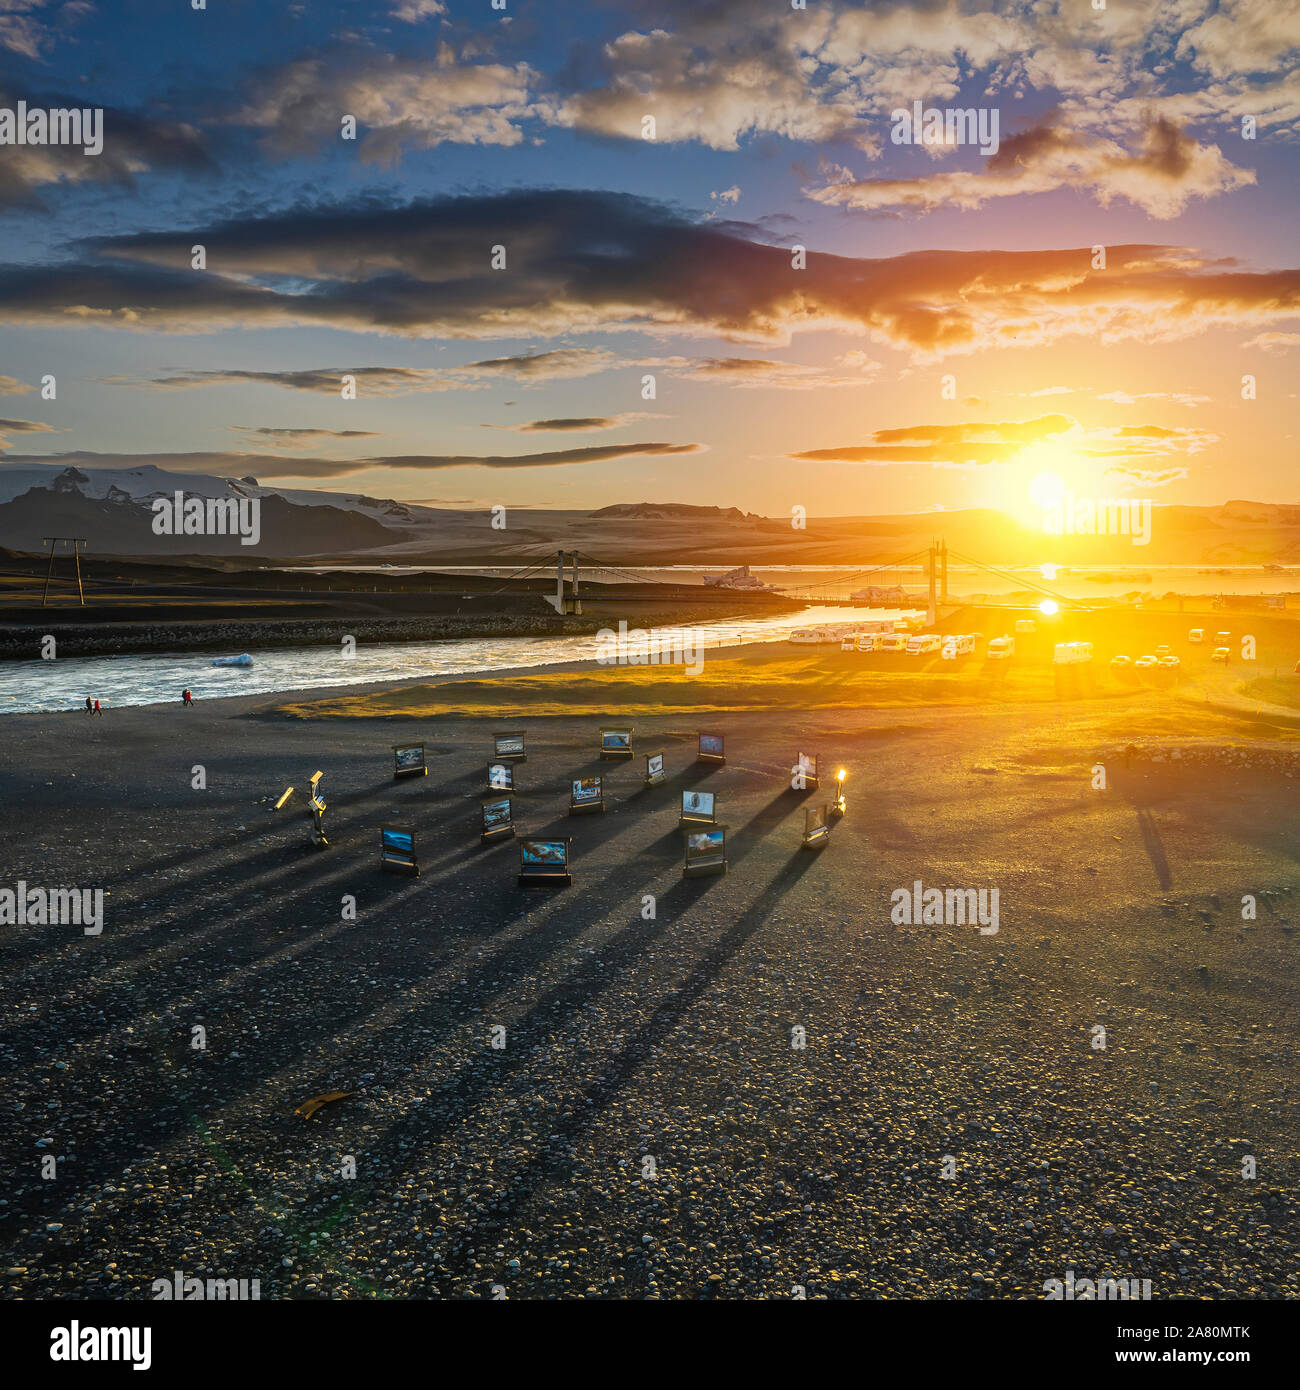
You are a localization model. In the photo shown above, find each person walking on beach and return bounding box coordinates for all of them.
[85,696,93,715]
[92,699,103,717]
[182,688,193,706]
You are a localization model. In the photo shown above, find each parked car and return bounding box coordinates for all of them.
[1187,628,1205,643]
[1215,631,1232,645]
[1155,644,1172,658]
[1158,654,1181,668]
[1135,654,1159,670]
[1110,654,1132,669]
[1211,647,1230,663]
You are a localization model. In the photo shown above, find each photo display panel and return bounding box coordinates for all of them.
[520,839,568,868]
[686,828,725,858]
[572,776,602,804]
[382,827,414,855]
[393,743,425,770]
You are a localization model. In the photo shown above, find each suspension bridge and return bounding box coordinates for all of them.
[476,543,1088,620]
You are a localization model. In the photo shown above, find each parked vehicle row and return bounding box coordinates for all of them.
[1111,627,1234,672]
[790,617,926,645]
[1113,652,1180,673]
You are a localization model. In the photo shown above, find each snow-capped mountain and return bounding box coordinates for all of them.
[0,462,454,556]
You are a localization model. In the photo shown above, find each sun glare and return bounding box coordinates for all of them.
[1029,470,1066,510]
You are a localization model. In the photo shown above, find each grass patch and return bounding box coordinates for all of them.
[272,651,1116,720]
[1240,675,1300,711]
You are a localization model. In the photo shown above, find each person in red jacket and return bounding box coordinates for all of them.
[92,699,103,716]
[182,688,194,706]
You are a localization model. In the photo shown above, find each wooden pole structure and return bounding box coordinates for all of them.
[41,538,87,607]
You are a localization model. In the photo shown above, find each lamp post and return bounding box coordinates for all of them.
[834,769,847,815]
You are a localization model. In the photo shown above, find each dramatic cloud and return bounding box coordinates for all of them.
[642,353,881,388]
[390,0,445,21]
[790,414,1213,467]
[811,117,1254,219]
[0,0,82,59]
[234,47,546,161]
[0,416,55,448]
[554,24,877,151]
[0,416,54,431]
[369,442,704,470]
[1176,0,1300,81]
[0,191,1293,362]
[105,351,618,394]
[2,440,704,479]
[792,415,1075,466]
[1105,465,1190,487]
[229,427,386,445]
[1098,390,1211,407]
[503,413,660,433]
[457,349,620,380]
[0,84,213,205]
[1242,331,1300,352]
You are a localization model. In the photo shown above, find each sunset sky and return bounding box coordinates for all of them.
[0,0,1296,517]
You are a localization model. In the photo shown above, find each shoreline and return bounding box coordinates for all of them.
[0,640,789,721]
[0,597,797,663]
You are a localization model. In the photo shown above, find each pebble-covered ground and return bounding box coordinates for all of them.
[1,676,1297,1300]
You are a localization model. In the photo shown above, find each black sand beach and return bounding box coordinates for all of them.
[1,663,1298,1299]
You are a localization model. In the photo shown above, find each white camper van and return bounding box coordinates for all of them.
[942,633,976,659]
[1188,628,1205,644]
[987,635,1015,660]
[1053,641,1094,665]
[905,633,943,655]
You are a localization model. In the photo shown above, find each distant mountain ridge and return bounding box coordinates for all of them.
[589,502,755,521]
[0,463,1296,565]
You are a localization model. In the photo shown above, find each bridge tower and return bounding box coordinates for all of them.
[927,541,937,625]
[548,549,583,614]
